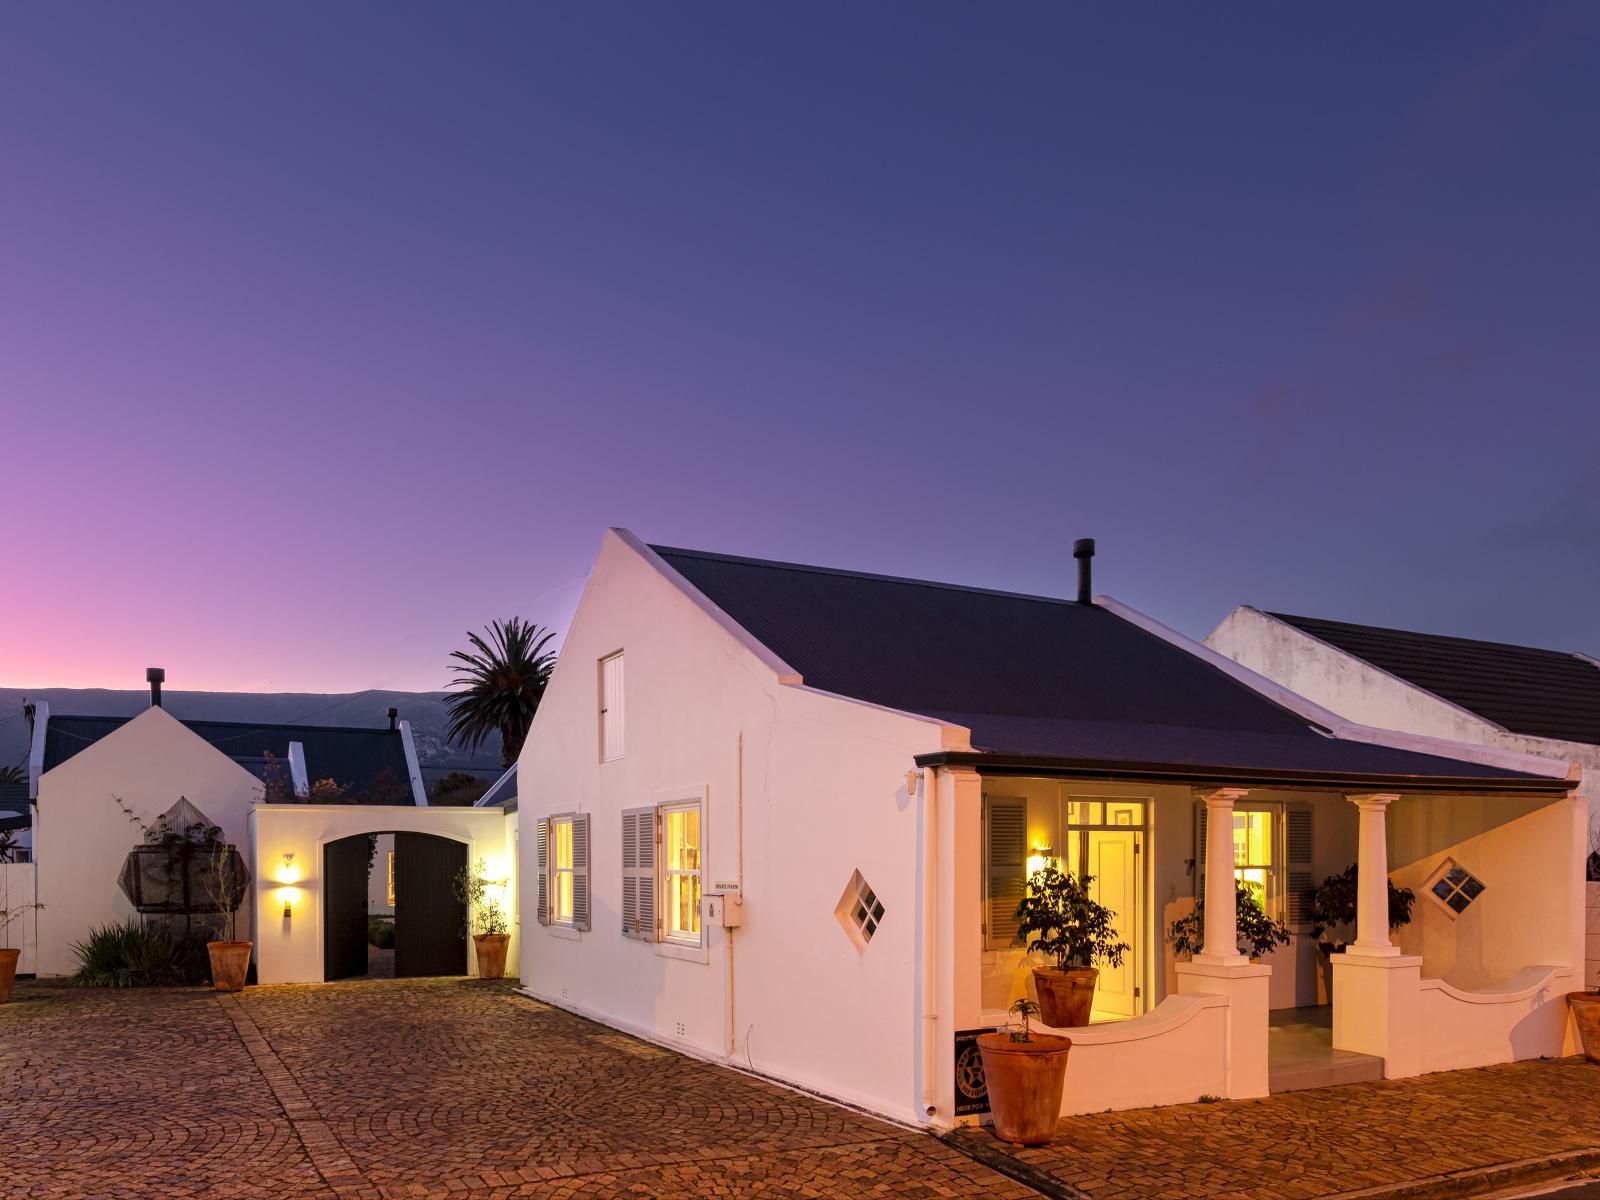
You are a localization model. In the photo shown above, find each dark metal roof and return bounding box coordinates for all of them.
[1271,612,1600,747]
[43,715,416,803]
[0,809,28,834]
[652,545,1567,795]
[0,782,28,812]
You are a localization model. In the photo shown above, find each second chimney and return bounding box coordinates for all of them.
[387,706,399,731]
[1073,538,1096,605]
[147,667,166,708]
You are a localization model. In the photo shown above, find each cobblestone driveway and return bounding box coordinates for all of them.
[0,980,1029,1200]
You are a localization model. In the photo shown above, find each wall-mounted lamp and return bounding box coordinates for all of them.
[276,853,301,919]
[1026,845,1056,878]
[276,853,299,885]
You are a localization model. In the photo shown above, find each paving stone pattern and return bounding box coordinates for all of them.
[958,1054,1600,1200]
[0,979,1031,1199]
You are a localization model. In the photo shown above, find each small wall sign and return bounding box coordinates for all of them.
[954,1027,996,1116]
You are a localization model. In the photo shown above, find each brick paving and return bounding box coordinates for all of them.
[953,1054,1600,1200]
[7,977,1600,1200]
[0,979,1030,1199]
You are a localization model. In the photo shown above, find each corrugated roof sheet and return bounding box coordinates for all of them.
[1272,613,1600,747]
[652,545,1563,792]
[43,715,416,803]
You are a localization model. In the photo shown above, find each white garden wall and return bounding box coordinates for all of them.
[0,862,38,975]
[34,707,263,978]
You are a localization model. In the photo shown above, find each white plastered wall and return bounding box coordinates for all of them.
[250,803,516,984]
[0,862,38,974]
[516,530,951,1126]
[34,707,263,977]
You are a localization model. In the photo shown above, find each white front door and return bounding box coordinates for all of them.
[1088,830,1140,1018]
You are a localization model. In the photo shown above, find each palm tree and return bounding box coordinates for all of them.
[0,765,24,787]
[444,618,558,768]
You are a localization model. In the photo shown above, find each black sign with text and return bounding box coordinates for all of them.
[954,1027,997,1116]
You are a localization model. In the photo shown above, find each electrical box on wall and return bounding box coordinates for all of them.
[703,892,744,928]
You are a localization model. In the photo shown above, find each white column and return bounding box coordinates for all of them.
[1196,788,1250,965]
[1347,793,1401,958]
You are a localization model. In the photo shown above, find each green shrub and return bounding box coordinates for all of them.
[367,916,395,949]
[70,921,211,987]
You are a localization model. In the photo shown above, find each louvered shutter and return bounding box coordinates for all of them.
[601,653,625,761]
[1285,806,1314,929]
[621,806,658,941]
[535,818,550,926]
[984,797,1027,951]
[1194,799,1207,897]
[571,814,591,931]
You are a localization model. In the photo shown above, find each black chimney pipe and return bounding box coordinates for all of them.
[387,706,399,731]
[147,667,165,708]
[1073,538,1096,605]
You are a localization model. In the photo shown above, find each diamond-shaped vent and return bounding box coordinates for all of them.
[1426,859,1486,916]
[834,869,885,952]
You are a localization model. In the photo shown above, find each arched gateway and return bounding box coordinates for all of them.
[323,831,468,980]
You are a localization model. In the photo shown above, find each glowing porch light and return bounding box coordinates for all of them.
[1026,845,1056,878]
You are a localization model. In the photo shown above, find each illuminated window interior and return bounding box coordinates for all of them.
[386,852,395,907]
[1233,810,1273,907]
[552,816,575,925]
[662,803,701,944]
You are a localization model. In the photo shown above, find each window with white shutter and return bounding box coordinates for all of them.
[600,652,625,762]
[571,814,591,932]
[535,818,550,926]
[984,796,1028,951]
[621,807,658,941]
[547,814,586,930]
[1285,806,1314,930]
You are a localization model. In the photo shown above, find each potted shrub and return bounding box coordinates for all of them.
[1167,879,1291,962]
[1309,863,1415,956]
[453,859,510,979]
[1569,989,1600,1062]
[977,997,1072,1145]
[1012,864,1131,1028]
[0,899,43,1003]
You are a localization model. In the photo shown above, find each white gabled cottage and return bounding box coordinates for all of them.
[518,530,1582,1127]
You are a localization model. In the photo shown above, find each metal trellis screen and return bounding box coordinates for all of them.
[115,797,252,939]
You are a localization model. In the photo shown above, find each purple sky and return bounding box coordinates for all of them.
[3,3,1597,693]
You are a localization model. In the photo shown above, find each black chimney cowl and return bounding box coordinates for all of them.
[1073,538,1096,605]
[387,707,399,730]
[146,667,165,708]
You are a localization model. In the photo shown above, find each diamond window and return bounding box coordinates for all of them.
[834,870,885,951]
[1426,859,1485,916]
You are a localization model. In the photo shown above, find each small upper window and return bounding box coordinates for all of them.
[1427,859,1485,916]
[600,651,625,762]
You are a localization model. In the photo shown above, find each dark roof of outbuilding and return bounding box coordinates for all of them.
[0,782,28,812]
[1270,613,1600,747]
[651,545,1567,794]
[0,808,28,834]
[43,715,416,803]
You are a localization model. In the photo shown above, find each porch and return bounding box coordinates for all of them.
[961,768,1585,1119]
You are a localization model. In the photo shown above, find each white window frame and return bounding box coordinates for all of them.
[599,651,625,763]
[549,813,577,929]
[651,787,708,963]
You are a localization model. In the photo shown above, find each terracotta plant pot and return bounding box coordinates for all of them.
[207,941,252,993]
[473,933,510,980]
[1033,966,1098,1028]
[1569,991,1600,1062]
[0,947,19,1004]
[977,1031,1072,1145]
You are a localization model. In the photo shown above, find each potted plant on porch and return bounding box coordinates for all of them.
[977,997,1072,1145]
[1167,879,1291,962]
[1012,864,1131,1028]
[0,899,44,1004]
[453,859,510,979]
[1309,863,1415,956]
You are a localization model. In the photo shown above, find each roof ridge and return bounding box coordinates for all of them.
[49,713,398,735]
[650,544,1080,608]
[1269,610,1589,662]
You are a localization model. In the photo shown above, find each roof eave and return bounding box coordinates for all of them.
[910,749,1574,797]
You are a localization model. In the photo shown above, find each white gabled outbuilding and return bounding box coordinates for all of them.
[518,530,1584,1128]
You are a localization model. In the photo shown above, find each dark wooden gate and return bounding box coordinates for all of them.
[394,832,468,978]
[323,835,372,981]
